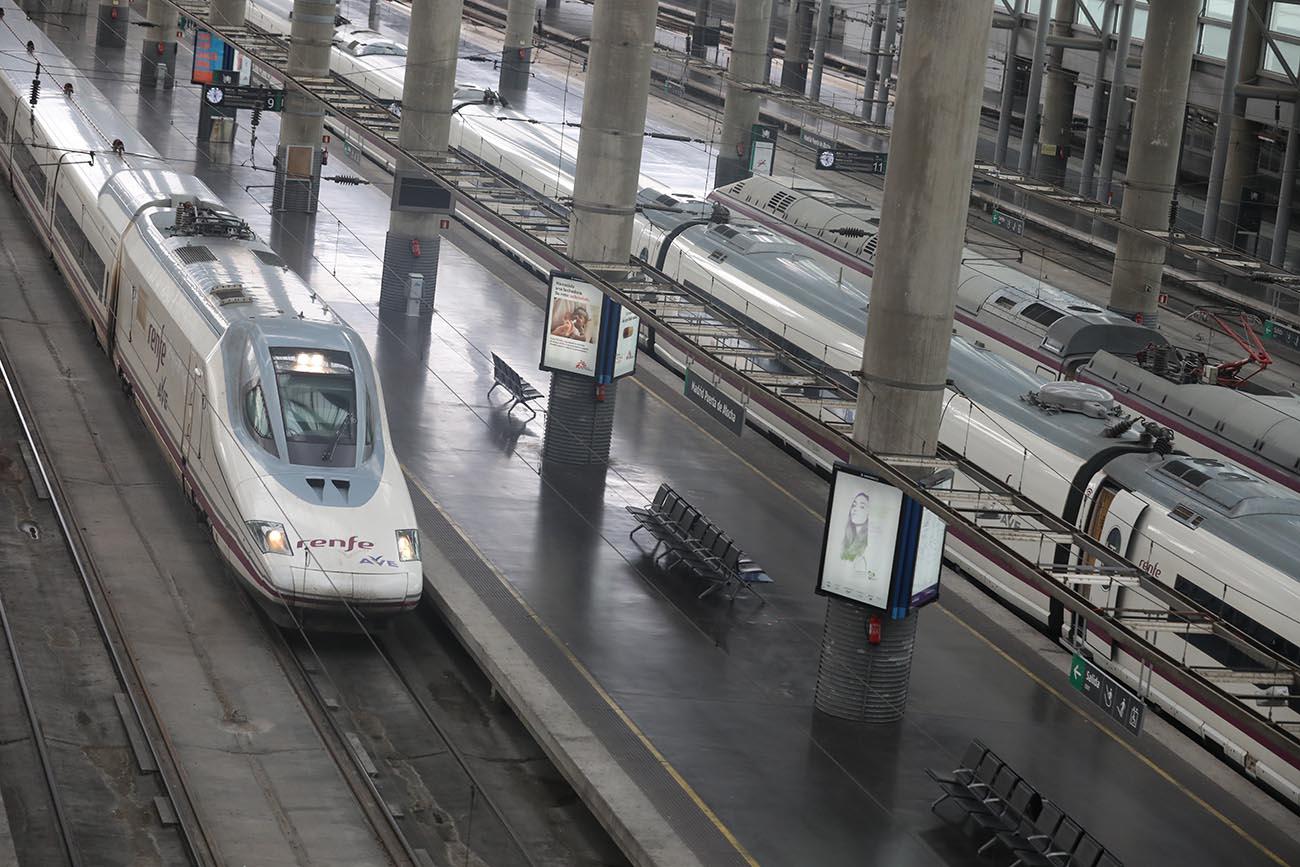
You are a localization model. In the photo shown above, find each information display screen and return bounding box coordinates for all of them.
[612,306,640,379]
[908,490,948,609]
[541,275,603,376]
[816,467,903,609]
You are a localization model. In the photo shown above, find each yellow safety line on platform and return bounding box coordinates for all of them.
[939,606,1289,867]
[401,466,762,867]
[628,375,1291,864]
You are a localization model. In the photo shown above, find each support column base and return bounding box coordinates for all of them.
[714,155,750,189]
[139,44,178,89]
[499,48,532,94]
[814,599,918,723]
[379,229,441,316]
[1106,303,1160,328]
[542,372,617,466]
[272,143,323,214]
[96,3,128,46]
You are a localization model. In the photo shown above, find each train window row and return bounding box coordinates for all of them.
[14,141,46,204]
[54,195,107,300]
[1174,575,1300,669]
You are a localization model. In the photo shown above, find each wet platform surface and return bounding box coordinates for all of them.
[28,12,1300,866]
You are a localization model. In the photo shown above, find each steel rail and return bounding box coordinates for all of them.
[0,331,219,867]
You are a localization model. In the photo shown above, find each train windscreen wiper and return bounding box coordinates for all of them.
[320,411,355,463]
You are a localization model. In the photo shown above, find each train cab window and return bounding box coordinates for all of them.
[362,398,376,462]
[244,384,278,457]
[270,348,357,468]
[0,101,9,139]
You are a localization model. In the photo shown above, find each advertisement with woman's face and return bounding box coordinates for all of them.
[817,470,903,609]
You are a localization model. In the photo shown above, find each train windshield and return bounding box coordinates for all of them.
[270,348,358,468]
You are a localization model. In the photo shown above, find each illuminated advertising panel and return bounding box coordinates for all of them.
[908,491,948,609]
[816,464,949,614]
[612,306,640,379]
[541,275,603,377]
[815,466,903,609]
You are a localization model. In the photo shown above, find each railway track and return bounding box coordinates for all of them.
[0,334,215,866]
[271,602,626,867]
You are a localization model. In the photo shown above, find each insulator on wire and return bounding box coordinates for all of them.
[29,77,39,107]
[326,174,367,186]
[250,106,262,127]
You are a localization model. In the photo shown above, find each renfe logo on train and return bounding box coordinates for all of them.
[297,536,375,552]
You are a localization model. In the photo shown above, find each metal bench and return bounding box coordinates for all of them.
[627,483,767,603]
[488,352,544,421]
[928,739,1124,867]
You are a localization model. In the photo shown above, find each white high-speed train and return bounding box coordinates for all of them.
[707,174,1300,494]
[0,8,423,624]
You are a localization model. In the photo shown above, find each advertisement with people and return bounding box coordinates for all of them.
[542,275,602,376]
[816,467,904,609]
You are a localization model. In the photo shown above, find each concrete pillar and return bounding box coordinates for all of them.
[690,0,712,58]
[545,0,659,467]
[1078,0,1115,195]
[809,0,833,102]
[781,0,814,94]
[139,0,179,89]
[1215,0,1266,243]
[1096,0,1136,202]
[871,0,898,125]
[1202,0,1252,241]
[1220,121,1260,244]
[96,0,129,47]
[715,0,774,187]
[273,0,334,213]
[199,0,247,142]
[861,0,884,119]
[1271,114,1299,268]
[1107,0,1199,325]
[1017,0,1053,174]
[379,0,464,316]
[814,0,991,723]
[501,0,535,94]
[994,0,1022,165]
[1038,0,1077,184]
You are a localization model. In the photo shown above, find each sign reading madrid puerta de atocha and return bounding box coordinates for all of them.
[683,370,745,436]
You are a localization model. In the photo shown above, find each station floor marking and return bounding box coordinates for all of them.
[401,466,762,867]
[626,373,1291,865]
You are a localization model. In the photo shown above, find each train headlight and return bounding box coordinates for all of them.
[248,520,292,556]
[395,528,420,562]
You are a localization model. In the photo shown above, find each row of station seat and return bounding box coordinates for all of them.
[626,484,767,602]
[928,740,1123,866]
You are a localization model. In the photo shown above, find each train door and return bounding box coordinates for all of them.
[181,353,203,469]
[1082,481,1150,658]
